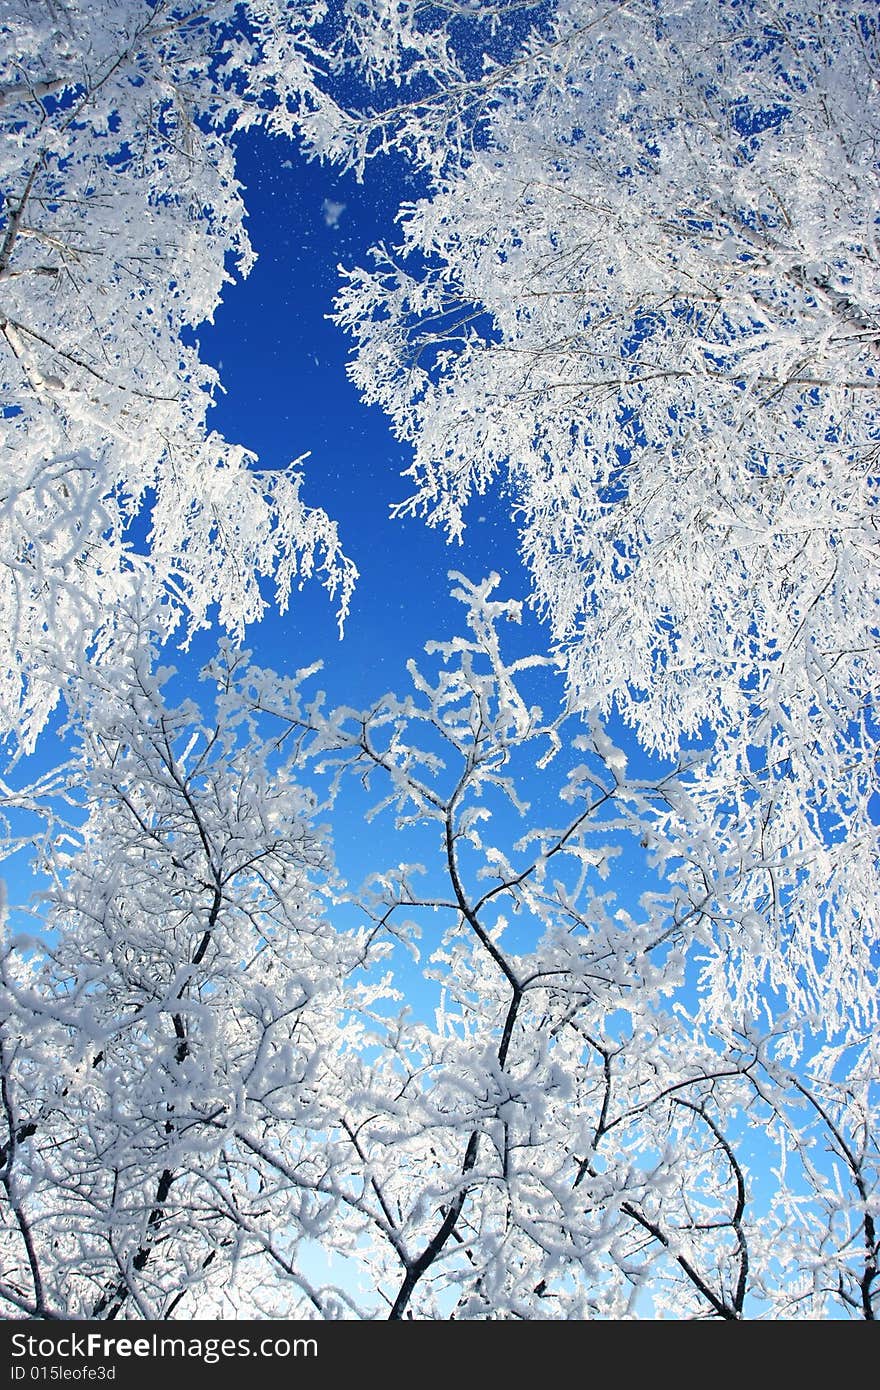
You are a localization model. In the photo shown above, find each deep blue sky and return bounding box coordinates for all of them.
[201,131,528,698]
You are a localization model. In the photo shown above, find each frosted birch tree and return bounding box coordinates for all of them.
[332,0,880,1029]
[290,573,877,1320]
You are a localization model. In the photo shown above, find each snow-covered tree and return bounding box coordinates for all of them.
[204,574,880,1318]
[332,0,880,1031]
[1,0,876,1323]
[2,576,876,1319]
[0,611,379,1319]
[0,0,365,751]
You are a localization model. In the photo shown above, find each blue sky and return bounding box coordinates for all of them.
[188,133,676,998]
[182,131,682,992]
[201,131,527,698]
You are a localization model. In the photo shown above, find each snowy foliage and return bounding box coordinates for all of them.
[333,0,880,1039]
[336,0,879,741]
[0,0,877,1322]
[0,0,360,750]
[0,612,373,1318]
[2,579,874,1319]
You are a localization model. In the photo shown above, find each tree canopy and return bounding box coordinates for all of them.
[2,578,876,1319]
[335,0,880,1034]
[0,0,876,1321]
